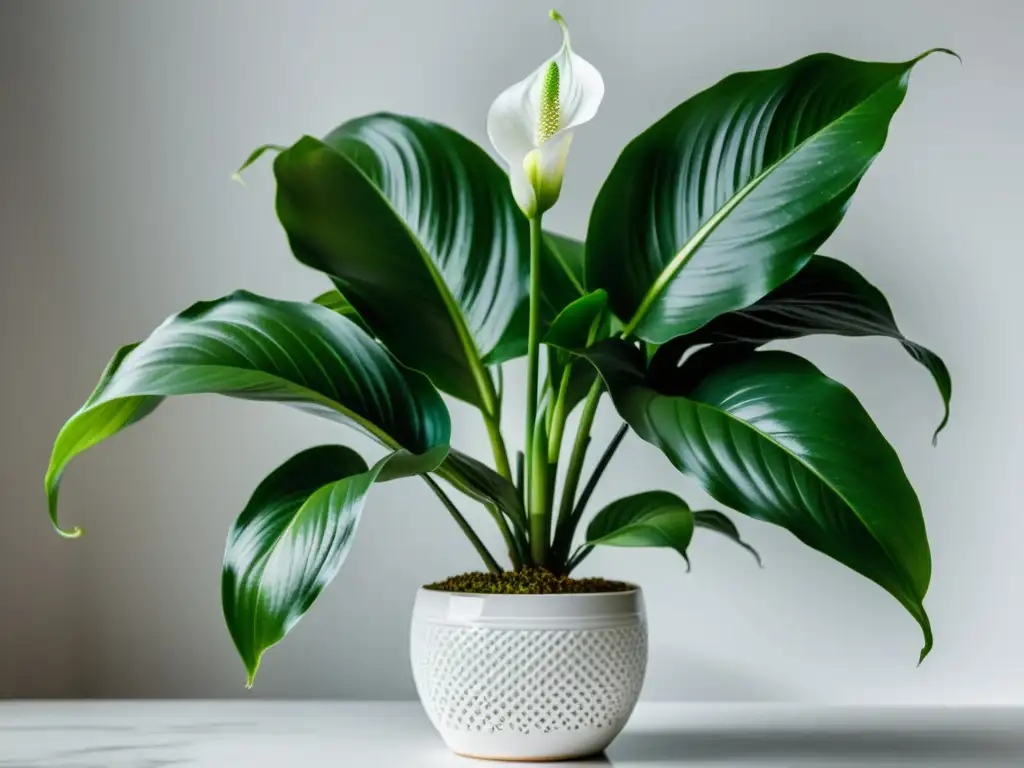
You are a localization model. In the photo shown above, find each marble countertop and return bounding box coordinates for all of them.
[1,701,1022,767]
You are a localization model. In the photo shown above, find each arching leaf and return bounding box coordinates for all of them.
[45,292,450,536]
[587,51,953,343]
[587,490,694,565]
[693,510,762,567]
[274,114,527,410]
[583,340,933,660]
[223,444,434,687]
[650,255,951,442]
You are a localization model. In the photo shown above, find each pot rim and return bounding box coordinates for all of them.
[412,585,645,628]
[417,584,642,598]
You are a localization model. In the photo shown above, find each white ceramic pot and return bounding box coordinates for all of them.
[410,587,647,762]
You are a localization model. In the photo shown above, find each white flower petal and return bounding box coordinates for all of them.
[487,78,536,169]
[487,9,602,218]
[547,11,605,133]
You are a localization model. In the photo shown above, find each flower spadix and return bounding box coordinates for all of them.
[487,10,604,219]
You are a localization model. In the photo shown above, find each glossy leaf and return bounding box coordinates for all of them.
[274,114,527,409]
[587,490,694,565]
[223,444,430,686]
[487,233,587,364]
[544,290,610,416]
[587,51,952,343]
[544,290,608,351]
[45,291,450,536]
[693,510,762,567]
[650,255,951,441]
[585,340,933,660]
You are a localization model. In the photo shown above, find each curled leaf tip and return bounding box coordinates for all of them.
[916,47,961,65]
[55,524,83,539]
[231,143,286,187]
[931,410,950,447]
[549,9,565,24]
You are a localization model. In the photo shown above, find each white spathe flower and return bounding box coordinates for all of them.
[487,10,604,219]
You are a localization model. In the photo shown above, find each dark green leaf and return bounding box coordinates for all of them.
[544,290,610,416]
[693,510,762,567]
[222,444,430,686]
[584,340,933,660]
[587,490,694,566]
[650,255,952,442]
[587,51,953,343]
[45,291,450,536]
[544,290,608,351]
[274,114,527,409]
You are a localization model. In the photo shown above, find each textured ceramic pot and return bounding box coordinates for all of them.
[410,587,647,762]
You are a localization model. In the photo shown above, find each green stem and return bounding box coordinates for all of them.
[424,476,502,574]
[552,378,603,565]
[566,423,628,535]
[487,503,524,570]
[566,544,593,574]
[529,422,551,565]
[483,411,513,480]
[525,214,547,566]
[547,361,573,463]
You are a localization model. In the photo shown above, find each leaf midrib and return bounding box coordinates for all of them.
[317,138,499,416]
[248,478,351,678]
[95,362,404,452]
[675,393,921,598]
[621,67,911,338]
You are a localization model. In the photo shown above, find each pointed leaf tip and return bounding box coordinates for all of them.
[915,48,961,65]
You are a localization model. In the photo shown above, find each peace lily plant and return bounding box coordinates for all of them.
[45,10,954,690]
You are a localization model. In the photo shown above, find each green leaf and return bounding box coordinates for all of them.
[222,444,434,687]
[437,449,526,531]
[486,232,587,364]
[231,143,286,185]
[45,291,450,536]
[693,510,762,567]
[587,490,694,566]
[650,255,952,442]
[586,51,953,343]
[544,290,608,351]
[311,289,372,336]
[584,340,933,661]
[274,114,528,410]
[544,290,611,416]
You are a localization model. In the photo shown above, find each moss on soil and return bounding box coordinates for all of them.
[424,568,633,595]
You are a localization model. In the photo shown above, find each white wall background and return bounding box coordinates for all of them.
[1,0,1021,702]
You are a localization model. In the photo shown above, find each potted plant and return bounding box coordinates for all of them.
[44,9,953,762]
